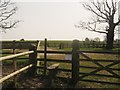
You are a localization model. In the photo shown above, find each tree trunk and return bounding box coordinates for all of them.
[106,26,115,49]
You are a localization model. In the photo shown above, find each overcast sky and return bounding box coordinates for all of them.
[1,0,119,41]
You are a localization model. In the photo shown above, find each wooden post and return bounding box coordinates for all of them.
[118,57,120,84]
[13,40,17,88]
[29,45,37,76]
[71,40,80,86]
[13,40,17,72]
[43,38,47,76]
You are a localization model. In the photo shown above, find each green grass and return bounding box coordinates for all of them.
[58,47,120,51]
[56,47,103,51]
[112,48,120,51]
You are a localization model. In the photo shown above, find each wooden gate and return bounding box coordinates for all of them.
[79,51,120,85]
[37,38,120,86]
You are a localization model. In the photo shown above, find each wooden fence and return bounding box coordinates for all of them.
[0,40,39,87]
[37,39,120,86]
[0,45,37,87]
[0,39,120,87]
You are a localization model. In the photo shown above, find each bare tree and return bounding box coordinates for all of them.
[0,0,19,33]
[75,0,120,49]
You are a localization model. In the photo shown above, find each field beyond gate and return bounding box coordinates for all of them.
[0,39,120,88]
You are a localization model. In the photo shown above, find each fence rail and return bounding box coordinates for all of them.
[37,50,72,54]
[0,50,34,83]
[0,51,34,61]
[79,50,120,54]
[0,64,33,84]
[37,50,119,54]
[1,40,39,49]
[0,44,37,86]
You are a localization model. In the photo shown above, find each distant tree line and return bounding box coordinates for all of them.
[39,38,120,49]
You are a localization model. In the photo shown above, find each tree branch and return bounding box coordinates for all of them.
[1,20,19,29]
[0,0,19,32]
[0,10,16,22]
[91,1,109,20]
[105,0,111,14]
[75,22,107,34]
[103,2,110,16]
[82,2,107,20]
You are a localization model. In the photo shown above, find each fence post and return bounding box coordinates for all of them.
[29,45,37,76]
[71,40,80,86]
[119,59,120,84]
[43,38,47,76]
[13,40,17,88]
[13,40,17,72]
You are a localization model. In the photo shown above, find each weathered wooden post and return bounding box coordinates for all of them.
[13,40,17,72]
[43,38,47,76]
[119,57,120,84]
[13,40,17,88]
[71,40,80,86]
[29,45,37,76]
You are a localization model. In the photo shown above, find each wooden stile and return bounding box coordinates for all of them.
[44,63,60,87]
[47,63,59,70]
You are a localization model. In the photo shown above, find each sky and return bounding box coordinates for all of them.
[1,0,119,41]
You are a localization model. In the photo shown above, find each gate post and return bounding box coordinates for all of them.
[71,40,80,86]
[29,45,37,76]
